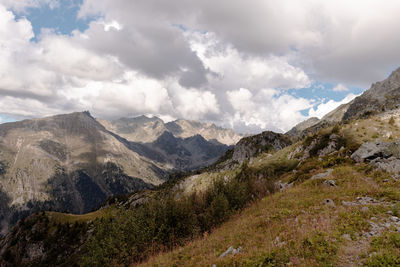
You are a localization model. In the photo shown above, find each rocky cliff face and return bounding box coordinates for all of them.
[231,131,292,163]
[341,67,400,121]
[0,112,167,235]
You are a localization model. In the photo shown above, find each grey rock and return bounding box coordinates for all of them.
[311,169,334,180]
[277,180,293,191]
[219,246,242,258]
[323,180,337,187]
[324,199,336,207]
[391,216,400,222]
[351,139,400,175]
[232,131,291,163]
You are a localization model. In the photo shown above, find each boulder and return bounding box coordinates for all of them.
[351,139,400,174]
[351,139,400,163]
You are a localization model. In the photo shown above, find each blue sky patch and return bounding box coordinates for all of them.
[14,0,93,40]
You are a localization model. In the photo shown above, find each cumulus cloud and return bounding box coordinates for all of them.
[0,0,59,12]
[308,93,358,119]
[0,0,399,133]
[227,88,312,133]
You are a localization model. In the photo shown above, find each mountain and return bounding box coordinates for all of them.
[100,116,243,146]
[0,112,234,235]
[97,116,167,143]
[289,67,400,138]
[0,112,167,235]
[129,132,231,171]
[165,119,242,145]
[342,67,400,120]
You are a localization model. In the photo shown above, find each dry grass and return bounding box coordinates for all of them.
[135,163,400,267]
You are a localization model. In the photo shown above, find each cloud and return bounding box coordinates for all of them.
[0,0,59,12]
[332,84,349,92]
[80,0,400,87]
[308,93,358,119]
[1,1,400,133]
[227,88,312,133]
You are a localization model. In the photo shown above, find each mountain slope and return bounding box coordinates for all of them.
[288,67,400,138]
[0,112,167,235]
[286,117,320,136]
[343,67,400,120]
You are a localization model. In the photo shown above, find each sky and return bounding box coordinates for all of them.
[0,0,399,133]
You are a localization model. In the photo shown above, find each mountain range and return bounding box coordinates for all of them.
[0,112,237,235]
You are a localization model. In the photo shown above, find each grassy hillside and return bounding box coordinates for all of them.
[137,113,400,266]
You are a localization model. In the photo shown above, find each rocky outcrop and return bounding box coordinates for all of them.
[232,131,291,163]
[351,139,400,163]
[351,139,400,174]
[343,67,400,121]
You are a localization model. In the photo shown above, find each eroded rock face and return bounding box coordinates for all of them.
[232,131,291,163]
[351,139,400,174]
[343,67,400,121]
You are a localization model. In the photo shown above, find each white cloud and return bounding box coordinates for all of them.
[1,1,400,133]
[332,84,349,92]
[308,93,358,119]
[227,88,312,133]
[0,0,58,12]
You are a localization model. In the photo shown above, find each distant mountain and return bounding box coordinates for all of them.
[98,116,167,143]
[0,112,167,235]
[129,131,231,171]
[0,112,234,235]
[100,116,243,146]
[165,119,242,145]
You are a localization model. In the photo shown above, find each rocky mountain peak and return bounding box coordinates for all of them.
[342,67,400,121]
